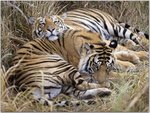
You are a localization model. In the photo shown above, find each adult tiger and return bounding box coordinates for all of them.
[30,16,148,71]
[5,29,117,106]
[61,8,149,49]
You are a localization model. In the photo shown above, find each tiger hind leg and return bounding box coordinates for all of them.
[31,86,62,106]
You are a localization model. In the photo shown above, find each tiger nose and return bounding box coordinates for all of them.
[51,28,55,31]
[48,26,55,31]
[47,28,54,32]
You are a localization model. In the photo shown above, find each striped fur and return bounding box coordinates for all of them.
[31,15,148,72]
[5,29,117,106]
[61,8,149,46]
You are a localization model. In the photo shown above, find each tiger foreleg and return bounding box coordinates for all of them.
[134,51,149,61]
[74,88,112,99]
[55,88,111,107]
[53,99,98,107]
[114,51,140,64]
[62,87,111,99]
[114,60,136,72]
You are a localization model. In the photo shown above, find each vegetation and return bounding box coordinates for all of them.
[1,1,149,112]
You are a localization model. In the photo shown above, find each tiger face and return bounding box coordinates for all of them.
[78,40,117,84]
[30,15,68,41]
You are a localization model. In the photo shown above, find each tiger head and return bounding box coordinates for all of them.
[78,40,118,84]
[29,15,68,41]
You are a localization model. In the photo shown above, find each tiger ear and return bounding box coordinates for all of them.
[83,43,94,54]
[60,13,67,20]
[79,43,94,55]
[50,15,57,21]
[84,43,94,50]
[28,16,35,25]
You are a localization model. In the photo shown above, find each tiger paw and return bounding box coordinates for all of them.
[99,81,111,88]
[79,88,112,99]
[115,60,137,72]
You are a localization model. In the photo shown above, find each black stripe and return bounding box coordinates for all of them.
[16,72,39,83]
[24,80,43,86]
[76,79,84,85]
[21,46,33,50]
[57,76,65,84]
[73,88,80,97]
[16,63,60,76]
[68,11,103,32]
[87,9,109,32]
[53,69,64,75]
[119,25,121,32]
[124,23,130,28]
[68,70,77,86]
[114,25,119,37]
[62,34,66,50]
[30,43,43,51]
[44,78,61,85]
[67,16,98,32]
[44,77,60,85]
[39,40,53,52]
[144,33,149,39]
[24,60,55,67]
[98,56,110,60]
[57,63,70,68]
[103,22,109,33]
[62,86,72,94]
[44,86,61,89]
[17,52,30,55]
[130,33,133,40]
[85,58,91,72]
[74,74,82,80]
[123,28,127,38]
[53,65,72,75]
[17,74,59,87]
[57,37,62,46]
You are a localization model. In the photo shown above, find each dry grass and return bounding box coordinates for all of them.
[1,1,149,112]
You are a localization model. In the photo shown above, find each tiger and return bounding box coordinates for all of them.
[60,8,149,49]
[30,16,148,72]
[5,29,118,106]
[29,16,68,41]
[30,9,149,48]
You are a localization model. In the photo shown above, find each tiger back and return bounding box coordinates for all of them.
[61,8,149,47]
